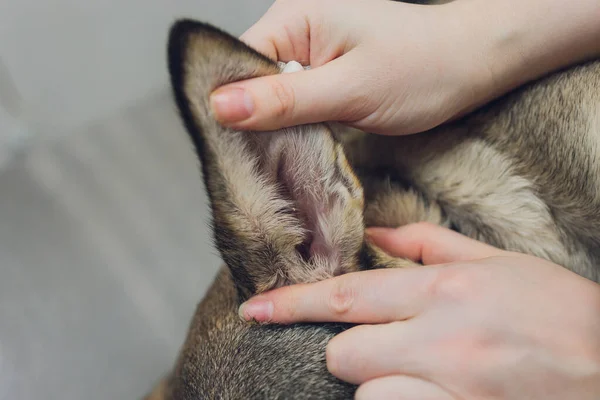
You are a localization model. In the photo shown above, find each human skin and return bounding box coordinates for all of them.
[211,0,600,397]
[209,0,600,135]
[238,224,600,399]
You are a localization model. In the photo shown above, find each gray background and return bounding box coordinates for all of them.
[0,1,273,399]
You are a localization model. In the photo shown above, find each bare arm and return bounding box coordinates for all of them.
[462,0,600,115]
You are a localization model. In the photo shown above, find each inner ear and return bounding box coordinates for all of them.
[263,127,366,266]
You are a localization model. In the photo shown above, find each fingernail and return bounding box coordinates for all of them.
[238,298,273,322]
[210,87,254,123]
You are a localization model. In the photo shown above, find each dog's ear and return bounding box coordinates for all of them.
[167,20,377,300]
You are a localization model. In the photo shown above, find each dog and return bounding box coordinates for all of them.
[146,9,600,399]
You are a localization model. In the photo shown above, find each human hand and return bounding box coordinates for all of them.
[210,0,489,135]
[238,223,600,399]
[209,0,600,136]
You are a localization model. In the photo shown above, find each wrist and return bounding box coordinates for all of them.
[447,0,600,112]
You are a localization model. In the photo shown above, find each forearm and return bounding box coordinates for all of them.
[450,0,600,108]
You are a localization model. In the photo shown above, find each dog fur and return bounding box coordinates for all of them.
[146,8,600,399]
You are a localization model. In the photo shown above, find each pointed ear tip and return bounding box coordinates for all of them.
[167,18,277,74]
[168,19,209,64]
[168,20,216,60]
[167,20,193,80]
[168,19,225,45]
[167,20,226,91]
[168,18,200,38]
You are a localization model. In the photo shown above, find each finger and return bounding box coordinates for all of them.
[326,322,425,384]
[356,375,455,400]
[366,222,505,265]
[209,52,372,131]
[238,266,437,324]
[239,0,311,63]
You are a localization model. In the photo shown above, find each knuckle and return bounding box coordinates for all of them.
[430,267,479,302]
[283,299,297,322]
[328,277,357,316]
[281,289,299,322]
[271,78,296,120]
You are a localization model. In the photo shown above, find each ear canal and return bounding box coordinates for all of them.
[168,20,369,301]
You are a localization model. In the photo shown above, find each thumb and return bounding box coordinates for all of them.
[366,222,505,265]
[209,55,367,131]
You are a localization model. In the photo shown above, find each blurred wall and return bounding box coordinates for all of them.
[0,2,275,400]
[0,0,273,142]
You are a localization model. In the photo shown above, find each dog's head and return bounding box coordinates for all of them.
[165,20,404,398]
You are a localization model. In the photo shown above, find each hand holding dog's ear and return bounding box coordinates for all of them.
[209,0,481,135]
[211,0,600,138]
[239,224,600,399]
